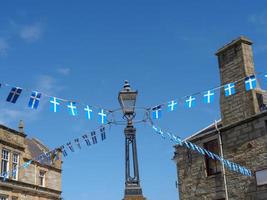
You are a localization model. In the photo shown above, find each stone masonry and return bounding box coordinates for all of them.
[173,36,267,200]
[0,121,62,200]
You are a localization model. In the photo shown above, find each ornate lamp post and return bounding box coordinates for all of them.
[118,81,146,200]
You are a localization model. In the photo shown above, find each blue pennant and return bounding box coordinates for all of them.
[167,100,178,112]
[82,134,91,146]
[60,145,68,157]
[203,90,215,104]
[84,105,93,120]
[6,87,22,103]
[152,105,162,119]
[91,131,97,144]
[98,109,107,124]
[100,127,106,141]
[67,101,78,116]
[224,83,235,96]
[245,75,256,91]
[185,96,196,108]
[67,142,74,152]
[50,97,60,113]
[28,91,42,109]
[74,138,81,149]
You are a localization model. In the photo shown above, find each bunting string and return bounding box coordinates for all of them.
[0,81,111,124]
[0,123,111,181]
[147,116,252,177]
[1,70,266,180]
[149,71,266,120]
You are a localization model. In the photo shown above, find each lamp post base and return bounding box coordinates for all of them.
[123,196,146,200]
[123,186,146,200]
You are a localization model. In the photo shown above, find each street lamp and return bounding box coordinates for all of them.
[118,80,146,200]
[118,80,138,121]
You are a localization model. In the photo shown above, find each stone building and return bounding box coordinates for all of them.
[0,121,62,200]
[173,36,267,199]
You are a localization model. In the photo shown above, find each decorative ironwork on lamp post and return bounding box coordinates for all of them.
[118,81,145,199]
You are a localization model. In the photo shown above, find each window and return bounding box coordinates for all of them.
[1,149,9,178]
[0,195,8,200]
[256,169,267,186]
[39,170,46,187]
[204,139,221,176]
[12,153,19,180]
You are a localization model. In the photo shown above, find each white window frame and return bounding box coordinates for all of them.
[12,153,19,180]
[39,170,46,187]
[1,149,9,178]
[0,195,8,200]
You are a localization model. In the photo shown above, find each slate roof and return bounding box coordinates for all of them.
[25,138,52,166]
[183,120,222,142]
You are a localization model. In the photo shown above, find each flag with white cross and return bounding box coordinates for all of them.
[28,91,42,109]
[245,75,256,91]
[82,134,91,146]
[6,87,23,103]
[91,131,97,144]
[100,127,106,141]
[185,96,196,108]
[203,90,215,104]
[84,105,93,120]
[224,83,235,96]
[152,105,162,119]
[67,101,78,116]
[98,109,107,124]
[167,100,178,111]
[50,97,60,112]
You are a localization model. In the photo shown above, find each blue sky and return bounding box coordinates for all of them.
[1,0,267,199]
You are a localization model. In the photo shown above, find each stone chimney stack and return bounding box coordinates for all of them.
[18,120,24,133]
[216,36,261,126]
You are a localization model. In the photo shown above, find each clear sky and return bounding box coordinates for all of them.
[1,1,267,199]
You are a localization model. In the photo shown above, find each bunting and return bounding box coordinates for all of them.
[149,122,252,177]
[6,87,22,103]
[28,91,42,109]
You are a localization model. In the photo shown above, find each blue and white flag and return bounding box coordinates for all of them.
[245,75,256,91]
[22,160,32,169]
[98,109,107,124]
[100,127,106,141]
[67,142,74,152]
[84,105,93,120]
[74,138,81,149]
[28,91,42,109]
[6,87,22,103]
[185,96,196,108]
[203,90,215,104]
[67,101,78,116]
[82,134,91,146]
[224,83,235,96]
[60,145,68,157]
[50,97,60,113]
[91,131,97,144]
[152,105,162,119]
[167,100,178,112]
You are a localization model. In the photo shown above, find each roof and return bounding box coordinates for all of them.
[25,138,52,166]
[0,124,27,137]
[183,119,222,142]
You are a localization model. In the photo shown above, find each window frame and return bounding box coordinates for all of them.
[204,139,222,176]
[1,149,10,178]
[0,195,8,200]
[12,153,19,180]
[39,170,46,187]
